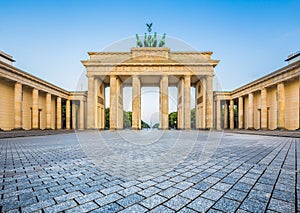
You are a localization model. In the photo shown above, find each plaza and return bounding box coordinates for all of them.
[0,131,299,212]
[1,1,300,212]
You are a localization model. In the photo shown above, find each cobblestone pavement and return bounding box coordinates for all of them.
[0,130,299,212]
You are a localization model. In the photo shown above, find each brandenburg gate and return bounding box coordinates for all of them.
[82,26,219,130]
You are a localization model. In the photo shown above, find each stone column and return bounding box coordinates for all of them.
[66,100,70,129]
[117,78,123,129]
[206,75,213,129]
[238,97,244,129]
[79,100,84,130]
[261,88,268,130]
[46,93,52,129]
[110,75,117,130]
[177,78,184,129]
[102,84,106,129]
[230,99,234,130]
[56,97,62,129]
[248,93,254,129]
[277,82,285,129]
[94,78,99,128]
[201,78,206,129]
[224,101,228,129]
[32,89,39,129]
[216,100,221,130]
[87,76,95,129]
[184,75,191,129]
[195,81,200,129]
[14,82,22,130]
[132,75,141,130]
[160,75,169,129]
[72,102,77,129]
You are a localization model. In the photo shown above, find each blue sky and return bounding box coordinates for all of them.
[1,0,299,123]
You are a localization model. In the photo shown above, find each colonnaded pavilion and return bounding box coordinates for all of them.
[0,32,299,132]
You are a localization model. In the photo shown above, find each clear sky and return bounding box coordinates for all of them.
[1,0,299,124]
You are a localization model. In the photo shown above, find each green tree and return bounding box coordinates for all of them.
[123,111,132,128]
[105,108,110,129]
[152,123,159,128]
[169,111,177,129]
[191,108,196,129]
[141,120,150,129]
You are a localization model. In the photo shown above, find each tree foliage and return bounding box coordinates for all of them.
[191,108,196,129]
[123,111,132,129]
[169,111,177,129]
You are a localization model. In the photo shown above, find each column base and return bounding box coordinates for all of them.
[276,127,286,130]
[31,128,41,130]
[44,128,54,130]
[12,128,24,131]
[260,127,268,130]
[246,127,255,130]
[131,127,141,130]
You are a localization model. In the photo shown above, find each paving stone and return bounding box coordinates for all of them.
[193,181,212,190]
[37,189,66,201]
[180,188,202,200]
[44,200,77,213]
[233,182,252,192]
[248,189,271,202]
[240,197,268,212]
[22,199,56,213]
[118,186,142,197]
[75,191,103,204]
[272,189,295,203]
[149,205,175,213]
[137,180,156,189]
[95,193,123,206]
[201,189,224,201]
[100,185,124,195]
[137,186,160,197]
[156,180,175,189]
[164,195,191,211]
[224,189,247,201]
[54,191,83,203]
[178,207,198,213]
[253,182,274,193]
[213,197,240,213]
[117,193,144,208]
[212,182,232,191]
[91,202,123,213]
[268,198,295,212]
[118,204,147,213]
[140,194,167,209]
[159,187,182,199]
[81,184,106,194]
[188,196,215,212]
[65,201,99,212]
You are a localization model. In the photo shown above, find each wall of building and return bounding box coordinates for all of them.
[253,92,261,130]
[51,97,56,129]
[285,79,299,130]
[22,87,33,130]
[267,86,277,130]
[39,92,46,129]
[0,79,14,130]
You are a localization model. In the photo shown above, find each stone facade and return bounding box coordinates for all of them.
[0,56,86,131]
[1,47,299,131]
[214,59,300,130]
[81,47,218,130]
